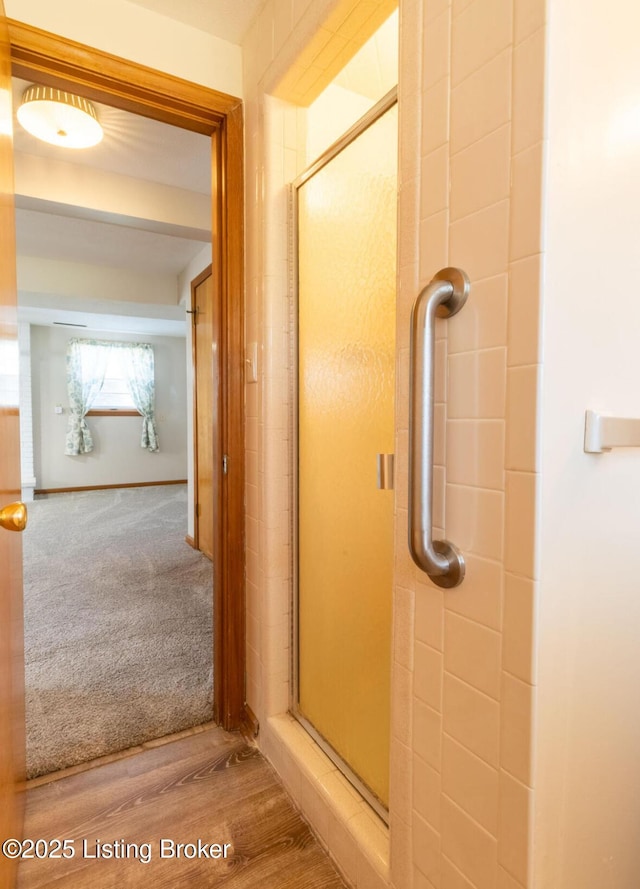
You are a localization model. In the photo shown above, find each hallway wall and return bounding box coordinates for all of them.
[534,1,640,886]
[242,1,545,888]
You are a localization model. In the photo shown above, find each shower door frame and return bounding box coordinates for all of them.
[290,87,398,824]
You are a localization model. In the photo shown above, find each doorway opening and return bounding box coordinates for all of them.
[14,88,216,774]
[8,21,247,767]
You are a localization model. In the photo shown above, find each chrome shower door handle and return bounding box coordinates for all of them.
[408,267,469,588]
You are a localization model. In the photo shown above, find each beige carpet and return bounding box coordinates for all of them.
[23,484,213,779]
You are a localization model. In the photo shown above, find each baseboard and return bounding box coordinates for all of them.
[35,480,188,495]
[240,703,260,741]
[185,535,196,549]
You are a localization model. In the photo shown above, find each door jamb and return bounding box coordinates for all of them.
[8,20,246,731]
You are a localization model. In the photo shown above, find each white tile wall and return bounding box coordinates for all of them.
[242,0,546,887]
[405,0,545,885]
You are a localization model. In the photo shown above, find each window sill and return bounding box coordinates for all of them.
[87,410,139,416]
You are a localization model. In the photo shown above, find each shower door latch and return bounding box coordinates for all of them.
[377,454,395,490]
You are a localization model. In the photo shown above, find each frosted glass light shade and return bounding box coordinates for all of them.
[17,85,103,149]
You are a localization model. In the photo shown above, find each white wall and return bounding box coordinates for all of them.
[31,326,188,490]
[15,153,211,237]
[305,84,373,160]
[5,0,242,97]
[18,321,36,499]
[534,1,640,887]
[18,256,178,306]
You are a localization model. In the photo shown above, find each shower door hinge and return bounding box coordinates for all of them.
[222,454,229,475]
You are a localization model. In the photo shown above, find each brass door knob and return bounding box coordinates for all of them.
[0,502,27,532]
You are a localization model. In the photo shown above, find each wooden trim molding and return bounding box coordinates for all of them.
[212,104,246,730]
[185,535,196,549]
[86,410,139,417]
[11,24,246,732]
[191,264,213,291]
[240,703,260,741]
[7,20,238,133]
[35,480,188,495]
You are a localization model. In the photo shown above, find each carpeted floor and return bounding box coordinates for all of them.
[22,484,213,779]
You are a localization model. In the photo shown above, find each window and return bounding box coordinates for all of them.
[89,348,137,412]
[65,338,159,455]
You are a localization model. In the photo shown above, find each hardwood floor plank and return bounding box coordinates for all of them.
[17,728,349,889]
[19,733,248,837]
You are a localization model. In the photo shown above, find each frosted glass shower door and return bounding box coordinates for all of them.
[295,98,397,810]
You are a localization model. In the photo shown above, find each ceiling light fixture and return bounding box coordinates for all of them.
[17,85,103,149]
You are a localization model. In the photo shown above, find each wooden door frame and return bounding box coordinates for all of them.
[190,263,213,555]
[8,21,246,731]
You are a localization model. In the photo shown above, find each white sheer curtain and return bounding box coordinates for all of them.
[65,339,159,455]
[123,343,159,452]
[64,339,111,455]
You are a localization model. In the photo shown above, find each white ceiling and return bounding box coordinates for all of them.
[15,208,207,275]
[12,78,211,195]
[13,76,212,334]
[125,0,263,44]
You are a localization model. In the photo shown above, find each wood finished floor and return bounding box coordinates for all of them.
[18,726,348,889]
